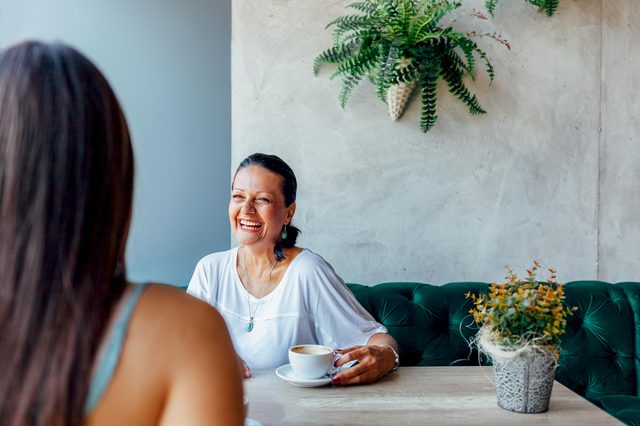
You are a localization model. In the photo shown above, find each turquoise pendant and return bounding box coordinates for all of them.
[245,319,254,332]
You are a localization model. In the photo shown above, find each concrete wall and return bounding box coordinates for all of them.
[0,0,231,285]
[232,0,639,284]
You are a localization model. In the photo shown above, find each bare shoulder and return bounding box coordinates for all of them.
[138,284,223,325]
[134,284,217,332]
[88,283,243,426]
[131,284,236,367]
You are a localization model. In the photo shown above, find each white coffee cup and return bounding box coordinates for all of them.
[288,344,335,379]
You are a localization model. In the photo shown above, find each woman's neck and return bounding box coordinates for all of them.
[241,244,278,271]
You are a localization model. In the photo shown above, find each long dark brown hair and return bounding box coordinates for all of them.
[0,41,134,425]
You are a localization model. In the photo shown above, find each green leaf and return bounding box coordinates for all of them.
[330,44,383,80]
[339,74,364,108]
[457,38,477,76]
[485,0,499,16]
[375,45,402,101]
[325,14,369,31]
[419,73,438,132]
[542,0,559,16]
[490,0,559,16]
[392,63,418,84]
[348,1,377,15]
[440,51,486,115]
[377,0,399,20]
[429,1,461,25]
[331,15,374,44]
[313,41,360,75]
[476,48,494,84]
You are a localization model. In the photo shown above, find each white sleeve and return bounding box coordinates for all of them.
[186,258,210,303]
[304,257,387,350]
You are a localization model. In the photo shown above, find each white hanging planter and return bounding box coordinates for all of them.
[386,81,416,121]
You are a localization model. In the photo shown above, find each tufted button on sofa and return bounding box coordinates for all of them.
[347,281,640,425]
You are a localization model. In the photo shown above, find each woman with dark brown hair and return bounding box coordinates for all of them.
[0,41,244,426]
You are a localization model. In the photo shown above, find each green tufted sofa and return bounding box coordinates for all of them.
[346,281,640,425]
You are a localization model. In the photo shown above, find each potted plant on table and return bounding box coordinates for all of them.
[466,261,576,413]
[313,0,509,133]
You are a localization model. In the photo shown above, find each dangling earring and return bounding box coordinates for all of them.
[281,224,288,240]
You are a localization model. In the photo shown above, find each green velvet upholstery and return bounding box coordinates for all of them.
[347,281,640,425]
[597,395,640,426]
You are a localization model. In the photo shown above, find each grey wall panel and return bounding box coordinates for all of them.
[599,0,640,281]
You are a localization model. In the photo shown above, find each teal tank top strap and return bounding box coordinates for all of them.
[84,283,149,414]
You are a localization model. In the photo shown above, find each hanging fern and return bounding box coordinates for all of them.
[314,0,505,133]
[486,0,560,17]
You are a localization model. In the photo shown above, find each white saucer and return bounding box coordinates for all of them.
[275,364,332,388]
[244,418,263,426]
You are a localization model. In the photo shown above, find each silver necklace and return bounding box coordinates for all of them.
[242,248,278,332]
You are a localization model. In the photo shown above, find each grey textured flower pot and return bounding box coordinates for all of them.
[493,348,556,413]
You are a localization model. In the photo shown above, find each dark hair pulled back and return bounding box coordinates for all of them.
[234,153,300,262]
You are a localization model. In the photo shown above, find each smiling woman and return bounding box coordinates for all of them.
[187,153,400,386]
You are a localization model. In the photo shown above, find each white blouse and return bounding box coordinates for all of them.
[187,247,387,369]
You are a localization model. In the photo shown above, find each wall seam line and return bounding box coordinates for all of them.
[596,0,604,280]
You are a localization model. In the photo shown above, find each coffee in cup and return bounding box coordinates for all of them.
[288,344,334,379]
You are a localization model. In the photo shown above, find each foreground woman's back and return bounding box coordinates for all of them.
[0,41,243,426]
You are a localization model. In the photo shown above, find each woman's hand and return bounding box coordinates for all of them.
[331,345,396,385]
[238,355,251,379]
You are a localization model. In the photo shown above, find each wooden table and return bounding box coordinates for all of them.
[244,366,622,425]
